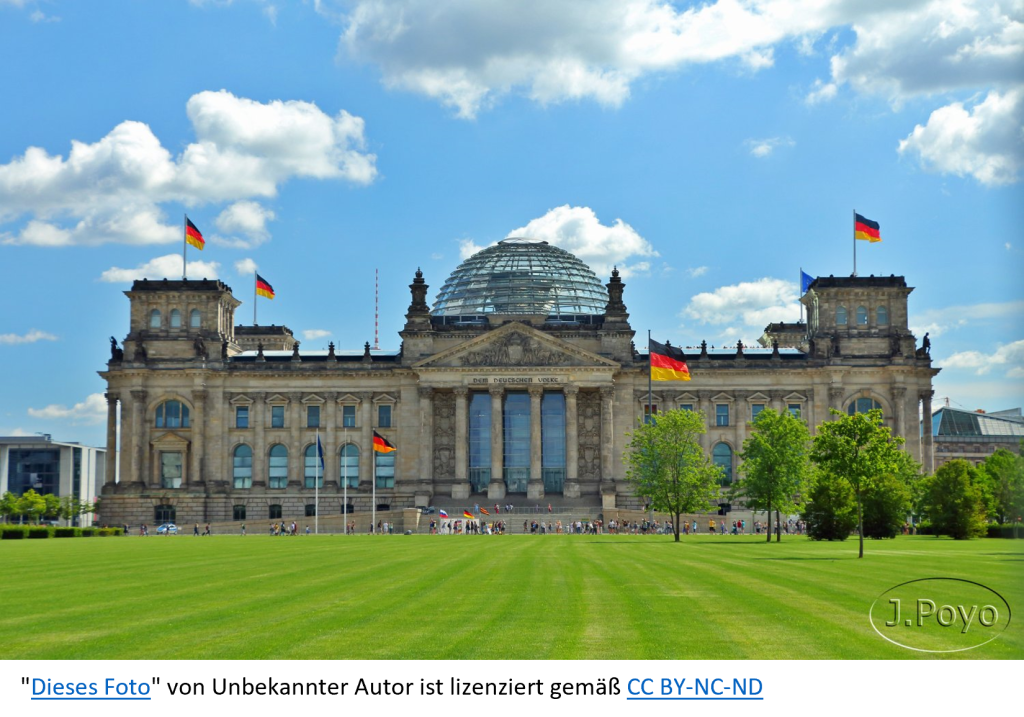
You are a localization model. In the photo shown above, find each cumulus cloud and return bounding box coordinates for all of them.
[302,329,331,340]
[805,79,837,105]
[942,339,1024,376]
[100,255,220,283]
[213,200,276,247]
[234,258,258,276]
[28,393,107,425]
[686,266,709,278]
[680,277,801,342]
[898,89,1024,185]
[910,300,1024,338]
[0,329,58,345]
[746,136,794,158]
[507,205,658,277]
[0,90,376,247]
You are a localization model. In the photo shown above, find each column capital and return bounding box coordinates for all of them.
[191,388,207,402]
[528,385,544,397]
[288,392,303,403]
[599,386,614,400]
[769,390,787,401]
[418,386,434,399]
[919,389,934,402]
[356,391,374,402]
[130,389,147,402]
[697,390,714,401]
[105,391,120,404]
[323,391,339,402]
[452,386,469,397]
[488,385,504,397]
[829,386,844,402]
[563,385,579,397]
[890,386,907,400]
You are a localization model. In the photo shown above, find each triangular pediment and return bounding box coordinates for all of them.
[151,431,190,448]
[747,392,770,402]
[413,322,620,369]
[229,394,253,406]
[784,392,807,402]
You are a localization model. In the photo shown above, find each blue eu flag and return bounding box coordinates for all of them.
[316,434,325,472]
[801,270,814,294]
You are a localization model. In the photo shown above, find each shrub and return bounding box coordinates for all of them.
[97,527,122,537]
[80,528,96,537]
[28,527,51,539]
[54,527,78,538]
[1,526,28,540]
[987,523,1024,539]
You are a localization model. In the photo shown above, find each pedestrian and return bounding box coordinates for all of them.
[241,523,246,536]
[193,522,200,537]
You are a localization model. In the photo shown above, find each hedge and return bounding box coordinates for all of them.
[987,523,1024,539]
[27,527,50,539]
[54,527,79,538]
[1,526,27,539]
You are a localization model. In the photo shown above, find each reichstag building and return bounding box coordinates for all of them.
[98,239,938,525]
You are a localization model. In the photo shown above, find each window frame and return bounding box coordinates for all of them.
[189,309,201,328]
[170,309,182,328]
[836,306,848,325]
[377,403,392,428]
[270,405,285,429]
[232,444,253,489]
[715,403,730,427]
[306,405,321,429]
[268,444,288,489]
[149,309,161,328]
[235,405,249,429]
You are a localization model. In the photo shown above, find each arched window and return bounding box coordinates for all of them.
[232,445,252,489]
[149,309,161,328]
[304,444,323,489]
[877,306,889,325]
[713,443,733,485]
[189,309,201,328]
[170,309,182,328]
[856,306,868,325]
[847,398,883,416]
[375,452,395,489]
[155,400,190,428]
[836,306,848,325]
[268,444,288,489]
[340,444,359,488]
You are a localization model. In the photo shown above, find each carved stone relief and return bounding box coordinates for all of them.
[457,331,578,367]
[432,391,456,479]
[577,390,601,481]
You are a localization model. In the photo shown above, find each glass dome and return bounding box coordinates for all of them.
[431,238,609,319]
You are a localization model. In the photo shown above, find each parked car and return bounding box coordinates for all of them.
[156,523,178,535]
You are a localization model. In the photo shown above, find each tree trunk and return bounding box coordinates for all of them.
[775,509,781,542]
[674,511,680,542]
[857,495,864,558]
[766,500,772,543]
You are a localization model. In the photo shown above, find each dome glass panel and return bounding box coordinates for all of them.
[431,238,608,318]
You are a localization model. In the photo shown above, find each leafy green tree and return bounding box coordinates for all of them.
[982,448,1024,531]
[920,460,989,539]
[0,491,18,523]
[16,489,47,524]
[624,409,722,542]
[58,496,84,526]
[802,468,858,540]
[861,469,913,539]
[42,493,61,521]
[734,408,811,542]
[810,408,910,558]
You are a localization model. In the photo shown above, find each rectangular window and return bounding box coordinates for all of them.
[716,404,730,427]
[751,404,765,421]
[468,392,491,493]
[233,505,246,521]
[235,406,249,429]
[788,403,802,418]
[679,403,694,412]
[305,504,317,517]
[160,452,182,489]
[643,404,658,424]
[377,404,392,428]
[342,405,356,428]
[375,453,395,488]
[307,405,320,428]
[271,405,285,428]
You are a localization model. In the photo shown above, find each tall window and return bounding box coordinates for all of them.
[377,404,392,428]
[307,405,320,428]
[716,404,730,427]
[233,505,246,521]
[232,445,252,489]
[271,405,285,428]
[304,444,323,489]
[154,505,175,523]
[149,309,161,328]
[751,403,765,421]
[713,443,733,485]
[877,306,889,325]
[235,406,249,428]
[268,444,288,488]
[156,400,190,428]
[160,451,182,489]
[836,306,848,325]
[856,306,868,325]
[268,504,282,520]
[679,403,694,412]
[170,309,182,328]
[468,392,491,492]
[305,504,317,517]
[541,392,566,493]
[340,444,359,488]
[375,452,395,488]
[341,405,356,428]
[643,404,658,424]
[189,309,201,328]
[848,398,883,415]
[6,448,59,496]
[503,392,530,493]
[787,403,802,418]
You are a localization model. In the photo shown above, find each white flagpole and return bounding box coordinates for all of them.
[182,214,187,280]
[315,428,320,535]
[853,209,857,277]
[372,445,377,534]
[343,424,348,536]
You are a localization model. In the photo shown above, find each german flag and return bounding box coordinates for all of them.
[650,339,691,381]
[372,430,396,454]
[854,213,881,243]
[463,511,475,520]
[255,273,275,299]
[185,217,205,250]
[479,507,490,516]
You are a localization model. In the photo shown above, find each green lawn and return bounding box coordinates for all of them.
[2,534,1021,659]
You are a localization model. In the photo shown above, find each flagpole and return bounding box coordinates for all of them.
[253,274,258,326]
[343,425,348,536]
[647,329,653,425]
[852,209,857,277]
[372,446,377,534]
[799,267,804,324]
[182,214,187,280]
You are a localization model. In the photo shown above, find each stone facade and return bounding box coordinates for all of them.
[98,267,939,526]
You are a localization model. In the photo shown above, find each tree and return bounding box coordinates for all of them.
[734,408,811,542]
[624,409,722,542]
[861,468,913,538]
[802,468,858,540]
[920,460,989,539]
[42,493,61,522]
[0,491,18,523]
[58,496,84,526]
[981,448,1024,533]
[810,408,911,558]
[16,489,46,524]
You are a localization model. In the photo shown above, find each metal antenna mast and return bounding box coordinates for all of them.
[373,268,380,351]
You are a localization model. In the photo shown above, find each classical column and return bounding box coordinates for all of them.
[829,386,844,416]
[104,392,118,489]
[324,393,337,487]
[770,390,786,414]
[697,390,713,452]
[921,390,934,474]
[890,387,906,439]
[289,393,302,488]
[252,392,266,488]
[359,393,373,487]
[599,387,615,491]
[190,388,206,489]
[419,387,434,484]
[487,386,505,499]
[563,386,579,498]
[527,386,544,499]
[452,388,470,499]
[130,389,147,486]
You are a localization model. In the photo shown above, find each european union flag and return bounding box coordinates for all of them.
[316,434,325,472]
[801,270,815,294]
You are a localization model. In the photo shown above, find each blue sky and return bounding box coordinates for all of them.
[1,0,1022,447]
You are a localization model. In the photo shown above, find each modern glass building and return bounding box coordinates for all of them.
[0,436,105,523]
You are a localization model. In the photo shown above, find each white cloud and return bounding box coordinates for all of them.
[29,9,60,23]
[680,277,801,341]
[214,200,276,247]
[302,329,331,340]
[746,136,794,158]
[941,339,1024,376]
[28,393,107,425]
[0,329,58,345]
[1,427,35,437]
[898,88,1024,185]
[0,90,376,246]
[458,238,487,260]
[507,205,658,277]
[234,258,258,276]
[805,79,837,105]
[99,254,220,283]
[686,266,709,278]
[910,299,1024,338]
